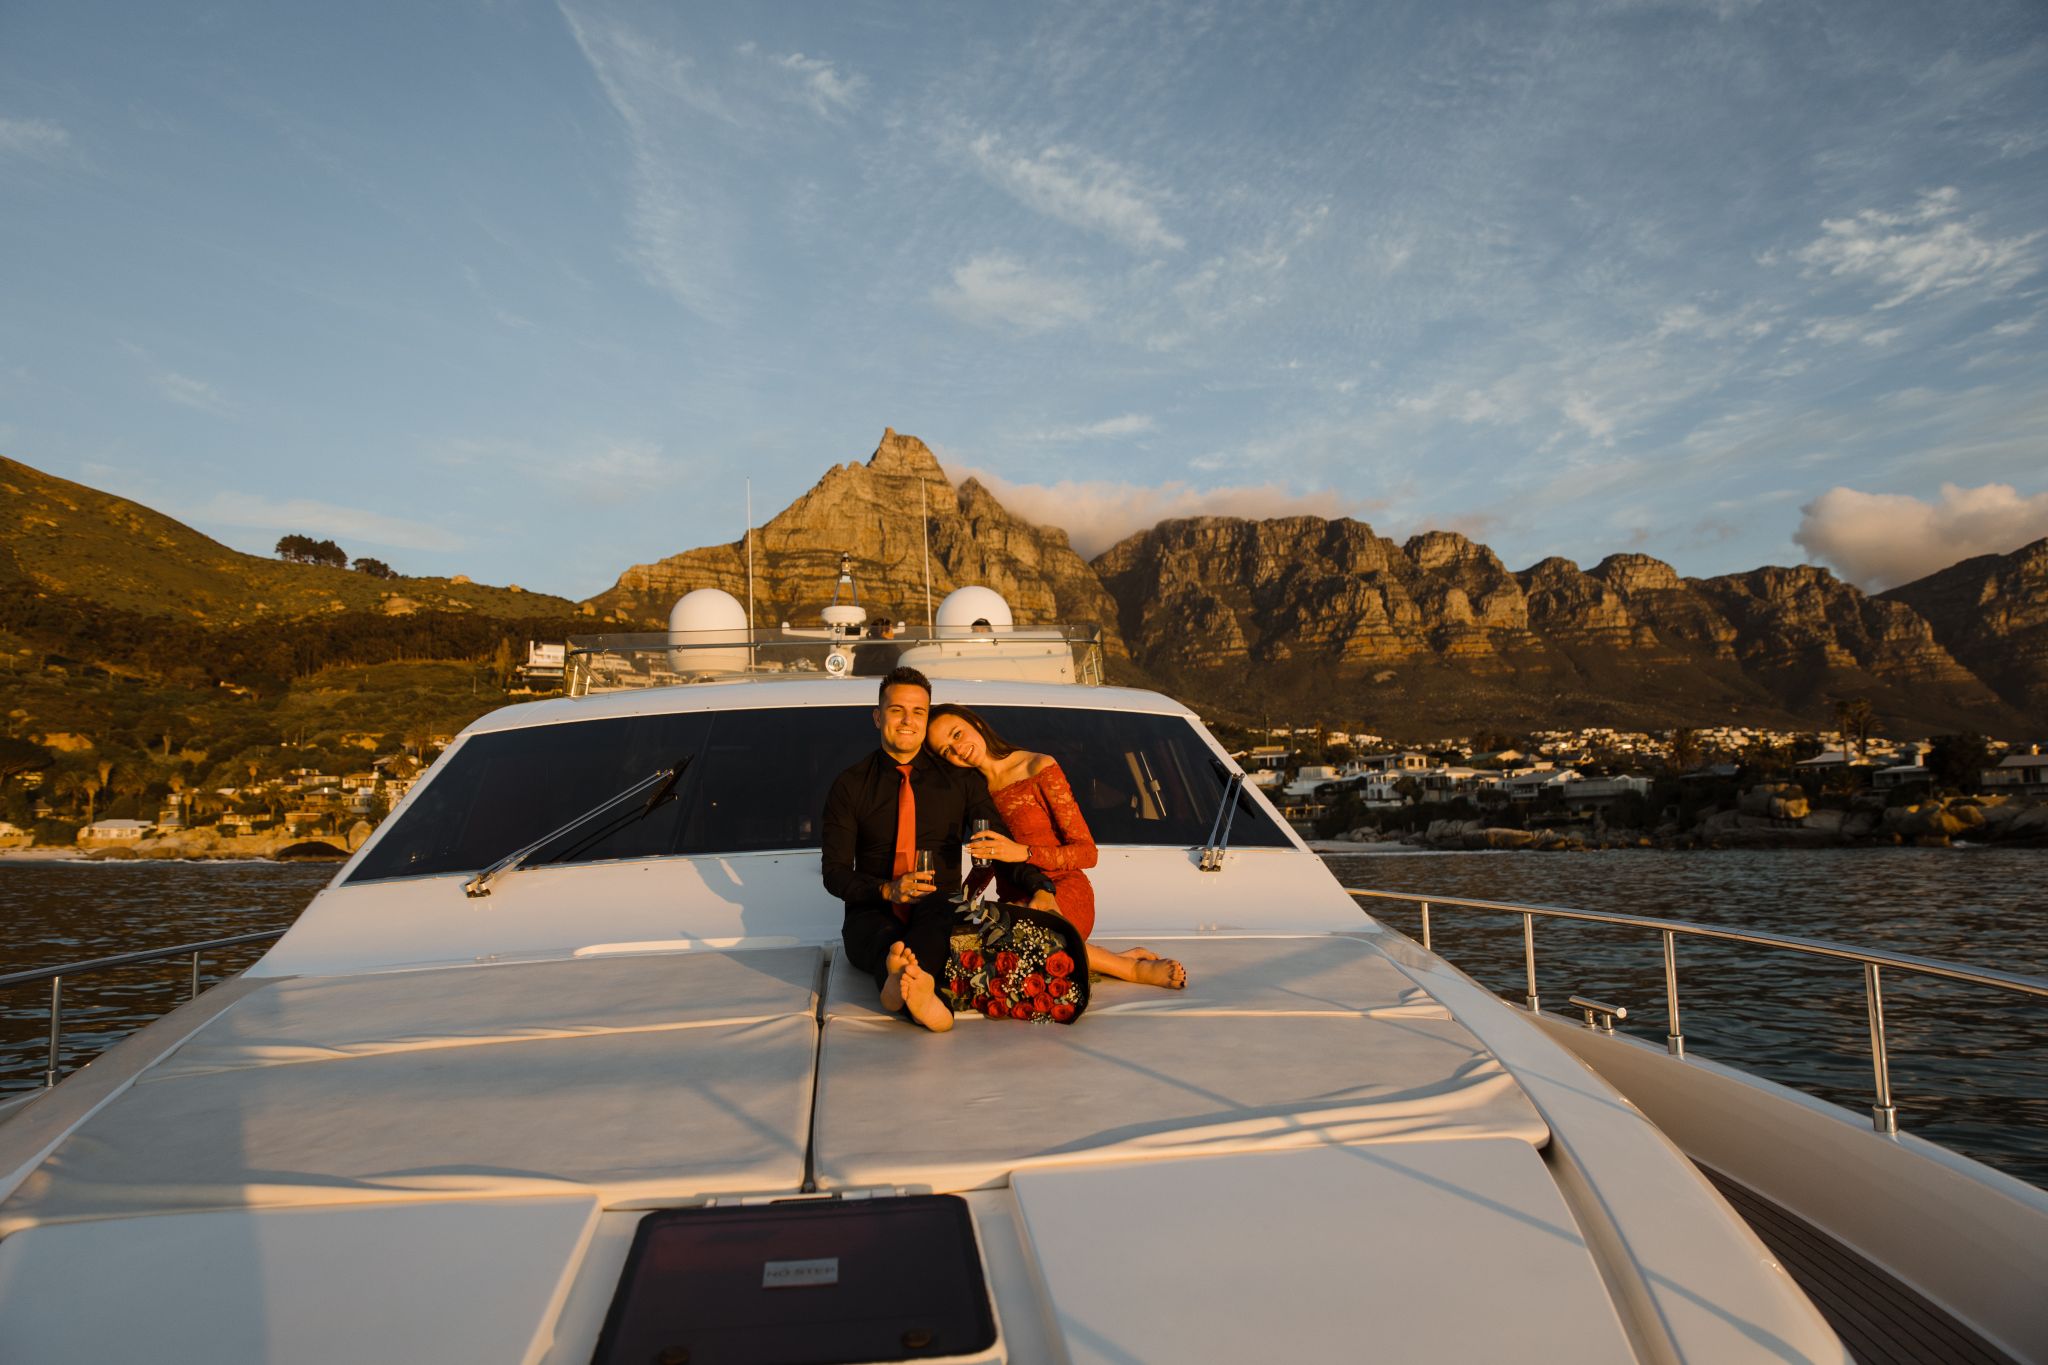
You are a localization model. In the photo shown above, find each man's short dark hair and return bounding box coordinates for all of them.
[878,665,931,704]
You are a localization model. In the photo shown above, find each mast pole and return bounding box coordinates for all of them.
[746,480,756,666]
[922,478,933,631]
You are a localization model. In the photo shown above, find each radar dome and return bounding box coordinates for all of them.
[668,589,749,673]
[935,586,1013,635]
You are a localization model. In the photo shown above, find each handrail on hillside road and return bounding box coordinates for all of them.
[0,929,288,1089]
[1345,886,2048,1136]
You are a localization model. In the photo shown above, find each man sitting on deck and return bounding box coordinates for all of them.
[822,666,1060,1031]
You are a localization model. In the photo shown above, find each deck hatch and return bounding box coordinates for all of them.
[592,1195,997,1365]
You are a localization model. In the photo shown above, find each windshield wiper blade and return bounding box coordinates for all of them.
[463,757,691,898]
[1200,758,1246,872]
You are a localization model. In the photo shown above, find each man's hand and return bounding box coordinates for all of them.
[1027,890,1060,913]
[885,870,937,903]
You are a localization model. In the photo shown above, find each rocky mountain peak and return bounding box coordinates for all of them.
[1591,553,1683,594]
[864,428,949,482]
[1404,530,1485,572]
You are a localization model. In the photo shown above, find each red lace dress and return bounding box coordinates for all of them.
[990,761,1098,939]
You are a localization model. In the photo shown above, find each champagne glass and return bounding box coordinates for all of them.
[914,848,936,883]
[969,819,991,866]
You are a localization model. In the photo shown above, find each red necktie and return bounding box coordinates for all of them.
[888,765,913,925]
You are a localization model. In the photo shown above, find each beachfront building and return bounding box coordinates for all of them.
[1983,747,2048,795]
[78,819,153,844]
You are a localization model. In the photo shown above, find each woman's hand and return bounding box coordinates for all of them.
[967,829,1029,863]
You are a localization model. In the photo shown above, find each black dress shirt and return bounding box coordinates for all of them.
[821,748,1054,914]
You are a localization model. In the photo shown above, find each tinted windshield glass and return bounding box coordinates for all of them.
[349,704,1287,884]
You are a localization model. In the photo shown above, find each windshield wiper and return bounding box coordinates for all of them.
[1199,758,1246,872]
[463,758,691,898]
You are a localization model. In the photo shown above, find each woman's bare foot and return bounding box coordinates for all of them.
[898,958,953,1032]
[1133,956,1187,990]
[1085,943,1187,989]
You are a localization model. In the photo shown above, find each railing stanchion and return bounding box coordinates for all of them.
[190,951,201,1001]
[45,976,62,1088]
[1419,901,1431,951]
[1522,912,1539,1012]
[1865,963,1898,1135]
[1663,930,1685,1058]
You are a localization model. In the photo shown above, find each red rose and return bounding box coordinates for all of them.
[1045,951,1074,978]
[959,949,982,971]
[1009,1001,1032,1020]
[996,951,1021,974]
[1023,973,1047,998]
[989,978,1008,1002]
[984,999,1005,1019]
[1031,995,1050,1016]
[1051,1001,1076,1022]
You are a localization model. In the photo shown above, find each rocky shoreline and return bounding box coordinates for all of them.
[0,830,351,863]
[1317,790,2048,853]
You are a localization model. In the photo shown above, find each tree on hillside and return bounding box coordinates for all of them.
[1927,734,1989,792]
[1832,697,1877,760]
[0,736,52,786]
[490,636,516,689]
[276,534,348,568]
[352,557,398,579]
[1668,727,1703,774]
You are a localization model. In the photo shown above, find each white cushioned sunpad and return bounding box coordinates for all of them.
[1,950,823,1232]
[148,949,820,1078]
[813,935,1547,1192]
[822,933,1448,1022]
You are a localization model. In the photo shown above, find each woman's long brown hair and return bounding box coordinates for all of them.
[926,702,1017,760]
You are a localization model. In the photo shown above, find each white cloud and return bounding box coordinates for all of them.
[932,254,1096,333]
[1801,316,1903,347]
[0,117,69,159]
[965,134,1182,252]
[1793,482,2048,590]
[1790,187,2042,310]
[774,52,863,119]
[549,438,678,502]
[559,4,738,316]
[183,492,465,553]
[949,465,1378,558]
[150,370,233,415]
[1027,413,1156,441]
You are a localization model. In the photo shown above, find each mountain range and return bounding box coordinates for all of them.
[3,436,2043,737]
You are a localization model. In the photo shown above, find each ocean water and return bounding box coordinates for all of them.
[2,849,2043,1187]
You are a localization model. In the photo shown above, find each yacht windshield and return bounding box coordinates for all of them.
[348,704,1291,885]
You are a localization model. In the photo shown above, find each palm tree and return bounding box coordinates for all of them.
[1668,727,1703,774]
[1833,697,1877,762]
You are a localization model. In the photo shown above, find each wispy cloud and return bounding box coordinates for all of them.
[1787,187,2042,310]
[932,254,1097,333]
[951,465,1381,558]
[1794,481,2048,589]
[0,117,70,159]
[459,264,533,330]
[774,51,863,119]
[1026,413,1156,441]
[559,4,737,316]
[151,371,234,414]
[964,133,1182,252]
[183,492,465,552]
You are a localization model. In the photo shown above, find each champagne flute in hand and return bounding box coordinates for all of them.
[969,819,991,866]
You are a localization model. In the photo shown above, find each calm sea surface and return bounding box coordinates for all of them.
[3,850,2044,1187]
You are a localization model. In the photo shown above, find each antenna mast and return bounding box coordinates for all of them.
[922,478,934,631]
[745,480,756,666]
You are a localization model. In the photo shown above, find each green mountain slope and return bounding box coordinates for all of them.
[0,455,574,624]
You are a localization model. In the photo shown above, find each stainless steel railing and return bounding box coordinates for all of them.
[1346,887,2048,1135]
[0,930,288,1088]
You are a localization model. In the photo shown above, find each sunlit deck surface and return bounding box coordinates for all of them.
[0,934,1549,1232]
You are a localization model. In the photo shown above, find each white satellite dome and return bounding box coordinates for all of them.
[667,588,749,673]
[935,586,1013,635]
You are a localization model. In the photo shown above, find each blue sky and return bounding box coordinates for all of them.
[3,0,2044,599]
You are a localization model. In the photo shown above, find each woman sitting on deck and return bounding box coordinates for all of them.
[926,703,1187,990]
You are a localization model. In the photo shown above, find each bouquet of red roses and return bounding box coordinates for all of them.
[941,909,1087,1024]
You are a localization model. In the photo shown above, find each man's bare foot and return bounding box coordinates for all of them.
[1133,956,1187,990]
[898,958,953,1032]
[879,941,913,1013]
